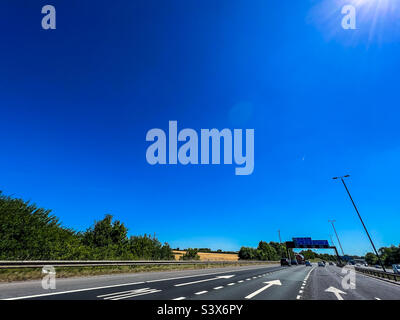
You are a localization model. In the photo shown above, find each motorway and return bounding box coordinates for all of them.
[1,264,400,300]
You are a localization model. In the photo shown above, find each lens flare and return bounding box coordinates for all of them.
[308,0,400,46]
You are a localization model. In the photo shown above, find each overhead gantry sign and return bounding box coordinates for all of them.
[285,237,342,265]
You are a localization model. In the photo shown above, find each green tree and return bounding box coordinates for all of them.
[365,252,378,265]
[180,248,200,260]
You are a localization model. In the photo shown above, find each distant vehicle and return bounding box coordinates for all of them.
[280,258,290,266]
[364,263,368,267]
[329,262,334,266]
[318,261,325,267]
[295,254,305,265]
[305,261,312,267]
[374,264,382,269]
[393,264,400,274]
[290,259,298,265]
[322,261,326,265]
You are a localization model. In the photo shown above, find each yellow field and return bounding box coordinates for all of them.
[172,250,239,261]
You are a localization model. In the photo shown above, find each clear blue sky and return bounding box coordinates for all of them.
[1,1,400,256]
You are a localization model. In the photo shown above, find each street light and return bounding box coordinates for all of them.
[332,175,386,272]
[328,220,345,256]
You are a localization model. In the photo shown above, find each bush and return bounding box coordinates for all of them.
[180,248,200,260]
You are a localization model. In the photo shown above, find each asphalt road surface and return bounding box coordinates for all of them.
[1,263,400,300]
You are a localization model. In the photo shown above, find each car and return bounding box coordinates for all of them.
[290,259,298,265]
[305,261,312,267]
[329,262,334,266]
[393,264,400,274]
[318,261,325,267]
[280,258,290,266]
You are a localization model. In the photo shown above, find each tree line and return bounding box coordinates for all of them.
[238,241,291,261]
[0,191,174,260]
[365,245,400,266]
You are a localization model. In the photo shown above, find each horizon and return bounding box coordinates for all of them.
[1,0,400,257]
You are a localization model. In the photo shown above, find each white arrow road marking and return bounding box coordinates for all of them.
[174,275,235,287]
[325,286,347,300]
[245,280,282,299]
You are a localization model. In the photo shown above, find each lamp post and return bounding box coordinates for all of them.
[328,220,345,256]
[333,175,386,272]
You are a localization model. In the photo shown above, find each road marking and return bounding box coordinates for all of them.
[246,278,251,281]
[146,266,278,283]
[4,265,282,300]
[252,276,257,279]
[174,275,234,287]
[3,281,145,300]
[195,291,208,295]
[301,286,304,290]
[214,286,223,290]
[245,280,282,299]
[299,290,303,294]
[173,297,186,300]
[104,288,161,300]
[325,286,347,300]
[98,287,150,298]
[296,295,301,300]
[238,280,244,283]
[375,297,381,300]
[227,283,235,286]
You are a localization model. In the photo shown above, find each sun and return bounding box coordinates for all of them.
[308,0,400,46]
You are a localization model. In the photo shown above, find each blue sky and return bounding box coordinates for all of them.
[1,1,400,256]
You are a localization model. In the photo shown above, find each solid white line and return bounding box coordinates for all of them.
[195,291,208,295]
[214,286,223,290]
[173,297,186,300]
[3,281,145,300]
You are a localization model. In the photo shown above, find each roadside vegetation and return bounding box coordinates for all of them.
[365,246,400,266]
[0,191,174,260]
[238,241,288,261]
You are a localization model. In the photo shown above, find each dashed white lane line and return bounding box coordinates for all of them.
[238,280,244,283]
[375,297,381,300]
[297,267,315,300]
[227,283,235,286]
[173,297,186,300]
[214,286,224,290]
[246,278,251,281]
[195,291,208,295]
